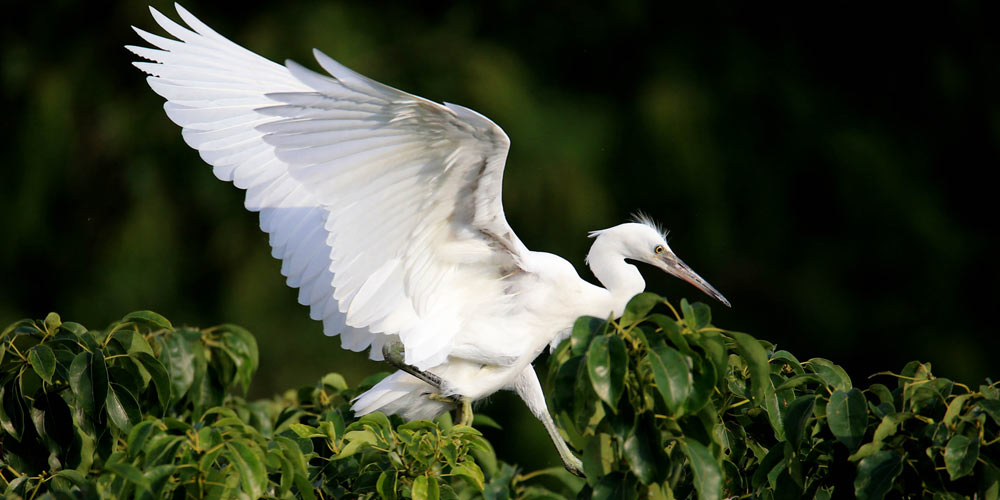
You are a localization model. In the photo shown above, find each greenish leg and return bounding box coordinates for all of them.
[382,341,469,421]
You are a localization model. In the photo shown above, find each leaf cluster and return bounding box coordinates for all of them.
[548,292,1000,499]
[0,312,576,499]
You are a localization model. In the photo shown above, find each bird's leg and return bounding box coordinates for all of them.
[455,397,474,426]
[512,365,585,477]
[381,341,467,418]
[382,341,447,390]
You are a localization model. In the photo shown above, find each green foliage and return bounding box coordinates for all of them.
[549,292,1000,499]
[3,304,1000,499]
[0,312,578,499]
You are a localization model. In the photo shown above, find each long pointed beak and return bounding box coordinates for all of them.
[655,254,731,307]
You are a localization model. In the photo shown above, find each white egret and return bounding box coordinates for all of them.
[128,4,730,475]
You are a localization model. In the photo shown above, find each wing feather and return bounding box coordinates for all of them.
[131,5,529,368]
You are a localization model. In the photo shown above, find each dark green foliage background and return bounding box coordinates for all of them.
[2,0,999,472]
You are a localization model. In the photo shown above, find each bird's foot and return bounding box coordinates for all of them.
[562,454,585,478]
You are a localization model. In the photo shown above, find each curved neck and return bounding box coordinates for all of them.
[587,235,646,316]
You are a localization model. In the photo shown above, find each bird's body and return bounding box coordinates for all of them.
[129,4,728,474]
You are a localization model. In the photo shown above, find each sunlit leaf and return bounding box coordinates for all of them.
[679,437,722,500]
[586,335,627,410]
[228,440,267,498]
[452,460,485,490]
[807,358,852,391]
[412,474,439,500]
[376,470,398,500]
[621,292,661,327]
[944,434,979,480]
[122,311,173,330]
[28,344,56,384]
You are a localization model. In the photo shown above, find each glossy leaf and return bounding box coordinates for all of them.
[944,434,979,480]
[827,389,867,450]
[854,451,903,500]
[783,395,816,450]
[28,344,56,384]
[728,331,770,404]
[648,345,691,414]
[228,440,267,498]
[622,416,668,484]
[587,335,627,409]
[121,311,173,330]
[412,474,440,500]
[620,292,661,327]
[679,437,722,500]
[131,352,170,410]
[808,358,852,391]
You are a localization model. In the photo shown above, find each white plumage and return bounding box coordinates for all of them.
[129,4,729,475]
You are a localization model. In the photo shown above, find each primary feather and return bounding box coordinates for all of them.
[130,4,528,371]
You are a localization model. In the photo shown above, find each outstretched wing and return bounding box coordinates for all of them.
[129,4,529,369]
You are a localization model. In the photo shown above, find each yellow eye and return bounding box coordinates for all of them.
[654,245,665,254]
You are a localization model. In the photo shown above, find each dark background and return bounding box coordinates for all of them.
[3,1,998,471]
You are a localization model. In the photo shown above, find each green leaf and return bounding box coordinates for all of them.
[69,351,108,418]
[0,382,26,440]
[571,316,604,356]
[623,416,668,484]
[827,389,868,450]
[452,460,485,490]
[28,344,56,384]
[692,302,712,330]
[131,352,171,411]
[621,292,661,326]
[783,395,817,450]
[127,419,158,457]
[944,434,979,480]
[943,394,971,428]
[774,374,824,392]
[321,372,348,391]
[679,437,722,500]
[104,461,150,492]
[228,440,267,498]
[106,383,140,432]
[648,345,692,414]
[583,433,615,482]
[683,355,717,414]
[680,298,696,330]
[807,358,852,391]
[854,451,903,500]
[412,474,440,500]
[471,414,502,430]
[586,335,627,409]
[160,332,195,406]
[377,470,398,500]
[337,430,378,459]
[122,311,173,330]
[728,331,770,405]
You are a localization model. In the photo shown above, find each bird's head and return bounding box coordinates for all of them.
[588,216,731,307]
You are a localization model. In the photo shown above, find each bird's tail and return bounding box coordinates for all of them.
[351,370,453,421]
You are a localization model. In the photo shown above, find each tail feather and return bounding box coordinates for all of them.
[351,370,453,421]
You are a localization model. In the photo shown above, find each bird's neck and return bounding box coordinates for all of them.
[587,240,645,317]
